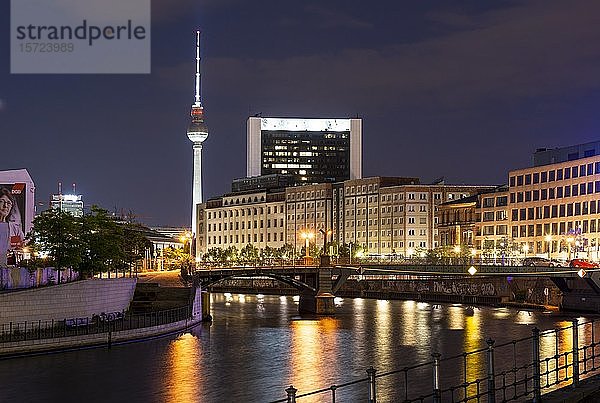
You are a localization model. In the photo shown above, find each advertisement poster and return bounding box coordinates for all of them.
[0,183,26,266]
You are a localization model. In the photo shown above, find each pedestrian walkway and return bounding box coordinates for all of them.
[542,375,600,403]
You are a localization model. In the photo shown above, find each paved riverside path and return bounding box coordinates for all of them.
[541,375,600,402]
[137,270,187,287]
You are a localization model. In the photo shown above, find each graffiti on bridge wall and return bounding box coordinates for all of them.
[381,279,503,296]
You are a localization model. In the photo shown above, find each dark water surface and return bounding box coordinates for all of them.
[0,294,592,402]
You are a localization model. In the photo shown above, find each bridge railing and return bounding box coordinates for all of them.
[269,318,600,402]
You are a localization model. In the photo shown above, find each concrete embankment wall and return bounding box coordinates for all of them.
[0,278,137,326]
[0,286,203,358]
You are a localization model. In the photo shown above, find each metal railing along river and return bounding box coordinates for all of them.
[0,305,192,344]
[270,318,600,402]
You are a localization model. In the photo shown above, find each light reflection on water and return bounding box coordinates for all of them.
[166,333,202,403]
[288,317,340,402]
[0,294,597,403]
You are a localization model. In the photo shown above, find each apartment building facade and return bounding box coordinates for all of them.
[507,154,600,260]
[197,177,494,257]
[199,190,287,253]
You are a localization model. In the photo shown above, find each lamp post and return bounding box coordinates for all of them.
[319,228,332,267]
[300,230,314,263]
[523,244,529,259]
[545,234,552,260]
[453,245,461,265]
[567,236,574,261]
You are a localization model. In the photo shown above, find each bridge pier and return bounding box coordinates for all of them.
[298,266,336,315]
[298,292,335,315]
[201,290,212,321]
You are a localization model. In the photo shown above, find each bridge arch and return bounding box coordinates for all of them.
[196,272,317,294]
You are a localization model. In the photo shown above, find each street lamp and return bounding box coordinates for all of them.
[567,236,574,260]
[522,243,529,258]
[545,234,552,260]
[453,245,461,265]
[300,230,314,260]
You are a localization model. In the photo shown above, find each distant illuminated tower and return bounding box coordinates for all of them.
[187,30,209,235]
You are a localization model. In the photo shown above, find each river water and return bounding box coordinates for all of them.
[0,293,594,402]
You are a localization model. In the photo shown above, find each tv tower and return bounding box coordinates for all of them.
[187,30,209,236]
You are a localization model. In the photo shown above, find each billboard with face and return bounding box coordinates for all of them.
[0,183,27,266]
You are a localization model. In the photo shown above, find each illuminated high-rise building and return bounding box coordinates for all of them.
[187,30,209,236]
[50,183,84,217]
[247,117,362,185]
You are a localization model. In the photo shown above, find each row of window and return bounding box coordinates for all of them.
[482,225,509,236]
[288,213,328,220]
[510,161,600,187]
[207,232,286,245]
[287,190,328,200]
[345,228,427,237]
[222,195,266,206]
[207,206,284,219]
[287,201,327,209]
[510,182,600,203]
[511,200,600,221]
[207,218,285,232]
[510,219,600,238]
[482,196,509,208]
[482,211,508,222]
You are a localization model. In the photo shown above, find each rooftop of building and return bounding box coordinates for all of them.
[533,140,600,167]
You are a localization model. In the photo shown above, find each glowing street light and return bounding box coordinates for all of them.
[522,243,529,258]
[453,245,461,265]
[300,230,314,258]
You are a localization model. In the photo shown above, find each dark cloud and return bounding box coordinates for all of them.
[303,5,373,29]
[198,1,600,113]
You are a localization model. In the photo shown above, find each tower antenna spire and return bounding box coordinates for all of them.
[194,30,201,106]
[187,29,209,239]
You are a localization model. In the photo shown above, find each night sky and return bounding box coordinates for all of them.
[1,0,600,226]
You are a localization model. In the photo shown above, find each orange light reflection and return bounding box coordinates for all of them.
[165,333,202,403]
[288,318,339,402]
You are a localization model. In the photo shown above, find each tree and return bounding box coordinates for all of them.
[239,244,259,264]
[223,246,239,264]
[204,247,223,263]
[260,245,276,263]
[121,222,153,275]
[277,244,295,260]
[162,245,191,271]
[27,209,84,279]
[79,206,124,278]
[27,205,152,278]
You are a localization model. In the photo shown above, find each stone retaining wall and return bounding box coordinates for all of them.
[0,278,137,326]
